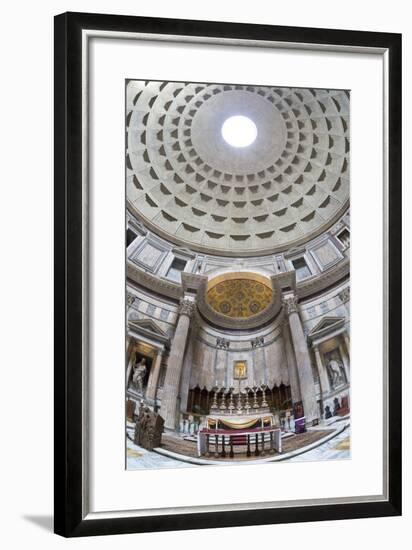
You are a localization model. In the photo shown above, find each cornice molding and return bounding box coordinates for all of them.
[297,258,350,299]
[127,199,350,258]
[127,262,182,300]
[127,255,349,308]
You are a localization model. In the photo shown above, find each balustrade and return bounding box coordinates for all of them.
[199,426,282,458]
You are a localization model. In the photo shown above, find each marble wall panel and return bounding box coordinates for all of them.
[131,241,166,272]
[310,240,342,271]
[214,348,227,388]
[264,336,289,387]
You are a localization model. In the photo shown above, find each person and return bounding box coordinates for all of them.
[132,357,147,394]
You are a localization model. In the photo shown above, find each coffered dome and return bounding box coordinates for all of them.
[126,80,349,256]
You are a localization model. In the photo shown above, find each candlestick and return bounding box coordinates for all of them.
[252,385,259,409]
[244,387,251,413]
[228,387,235,413]
[219,386,227,410]
[260,383,268,408]
[210,386,219,410]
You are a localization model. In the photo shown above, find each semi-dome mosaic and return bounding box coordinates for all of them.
[206,273,273,319]
[126,80,350,255]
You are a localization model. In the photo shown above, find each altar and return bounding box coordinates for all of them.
[197,413,282,458]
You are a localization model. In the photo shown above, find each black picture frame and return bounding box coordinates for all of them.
[54,11,402,537]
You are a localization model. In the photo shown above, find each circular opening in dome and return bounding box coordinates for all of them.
[221,116,257,148]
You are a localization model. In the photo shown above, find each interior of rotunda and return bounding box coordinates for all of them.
[125,80,350,468]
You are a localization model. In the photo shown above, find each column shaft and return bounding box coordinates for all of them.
[313,345,330,397]
[125,342,135,388]
[160,299,194,429]
[343,331,350,357]
[179,331,195,413]
[145,349,163,403]
[284,295,319,425]
[282,321,301,403]
[338,342,350,383]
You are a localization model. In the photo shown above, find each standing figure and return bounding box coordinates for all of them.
[132,357,147,394]
[327,357,345,388]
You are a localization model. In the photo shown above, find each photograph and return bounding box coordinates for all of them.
[125,80,351,469]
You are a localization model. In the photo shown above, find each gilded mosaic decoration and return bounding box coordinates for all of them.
[206,278,273,318]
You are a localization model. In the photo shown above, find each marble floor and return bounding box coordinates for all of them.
[287,425,350,462]
[126,427,196,470]
[126,422,351,470]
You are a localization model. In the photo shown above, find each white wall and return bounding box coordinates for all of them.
[0,0,409,548]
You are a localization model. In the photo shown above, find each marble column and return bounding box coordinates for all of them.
[179,327,196,413]
[160,297,195,430]
[338,342,350,383]
[282,320,301,404]
[145,348,164,403]
[343,331,350,357]
[283,294,319,425]
[313,344,330,397]
[125,341,135,388]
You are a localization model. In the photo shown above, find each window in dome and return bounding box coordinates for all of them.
[166,257,187,282]
[337,228,350,249]
[292,257,312,281]
[126,228,137,247]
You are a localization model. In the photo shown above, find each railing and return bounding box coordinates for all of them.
[197,426,282,458]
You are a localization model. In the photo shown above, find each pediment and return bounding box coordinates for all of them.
[128,318,168,338]
[308,316,345,340]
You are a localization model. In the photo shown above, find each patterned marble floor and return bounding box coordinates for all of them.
[127,429,196,470]
[287,425,350,462]
[126,423,350,470]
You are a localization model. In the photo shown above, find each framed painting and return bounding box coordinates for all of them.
[54,11,402,537]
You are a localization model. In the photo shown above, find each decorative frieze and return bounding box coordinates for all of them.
[216,337,230,349]
[251,336,264,348]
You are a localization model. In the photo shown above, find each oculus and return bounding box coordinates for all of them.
[221,115,258,147]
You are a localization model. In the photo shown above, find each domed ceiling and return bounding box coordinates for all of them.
[126,80,349,256]
[206,273,273,319]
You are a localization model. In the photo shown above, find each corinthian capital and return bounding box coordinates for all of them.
[179,298,195,318]
[127,294,136,308]
[338,287,350,304]
[282,294,299,315]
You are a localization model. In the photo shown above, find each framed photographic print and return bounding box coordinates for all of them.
[54,11,402,537]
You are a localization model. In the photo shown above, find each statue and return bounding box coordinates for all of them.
[132,357,147,394]
[134,404,164,450]
[327,357,345,388]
